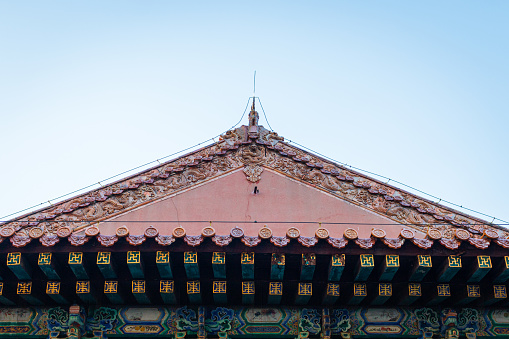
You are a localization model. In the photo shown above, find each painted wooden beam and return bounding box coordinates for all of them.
[132,280,150,304]
[156,251,173,279]
[97,252,117,279]
[0,283,15,305]
[295,282,313,305]
[212,252,226,279]
[241,281,255,304]
[187,280,202,304]
[399,283,422,305]
[456,285,481,305]
[213,281,227,304]
[467,256,492,282]
[241,252,254,279]
[372,283,392,305]
[268,281,283,304]
[104,280,123,304]
[17,281,42,305]
[38,252,60,280]
[322,308,331,339]
[323,283,340,305]
[271,254,285,280]
[46,281,69,304]
[76,280,95,304]
[494,256,509,283]
[354,254,374,281]
[127,251,144,279]
[300,254,316,281]
[68,252,89,279]
[379,255,399,281]
[328,254,345,281]
[159,280,176,304]
[427,284,451,305]
[184,252,200,279]
[7,252,31,280]
[349,283,367,305]
[484,285,507,306]
[197,306,206,339]
[409,255,432,281]
[437,256,462,282]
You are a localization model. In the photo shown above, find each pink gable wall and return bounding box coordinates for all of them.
[98,168,423,238]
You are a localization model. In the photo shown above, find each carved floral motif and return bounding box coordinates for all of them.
[468,238,490,249]
[241,236,261,247]
[298,236,318,247]
[440,238,460,250]
[184,235,203,247]
[11,233,31,247]
[270,236,290,247]
[383,238,404,249]
[328,237,348,249]
[97,235,118,247]
[155,234,175,246]
[126,235,146,246]
[412,238,434,249]
[243,165,263,183]
[355,238,376,249]
[212,235,232,247]
[40,234,59,247]
[68,233,89,246]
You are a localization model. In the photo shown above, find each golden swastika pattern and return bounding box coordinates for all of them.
[68,252,83,264]
[327,283,340,297]
[242,281,255,294]
[379,283,392,296]
[132,280,145,293]
[269,282,283,295]
[213,281,227,294]
[354,283,367,296]
[467,285,481,298]
[76,281,90,294]
[160,280,174,293]
[0,283,3,295]
[360,254,374,267]
[38,253,52,265]
[46,281,60,294]
[298,283,312,296]
[448,256,462,268]
[156,251,170,264]
[17,282,32,295]
[184,252,198,264]
[104,281,118,293]
[409,283,422,296]
[437,284,451,296]
[386,255,399,267]
[418,255,432,267]
[97,252,111,264]
[331,254,345,266]
[212,252,225,264]
[127,251,141,264]
[187,281,201,294]
[241,252,254,264]
[494,285,507,299]
[7,253,21,266]
[477,256,492,268]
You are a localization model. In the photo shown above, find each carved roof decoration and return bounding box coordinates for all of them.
[1,114,507,250]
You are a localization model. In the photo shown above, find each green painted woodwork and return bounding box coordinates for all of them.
[241,281,255,304]
[349,283,367,305]
[68,252,89,280]
[409,255,432,282]
[371,283,392,305]
[270,254,285,280]
[156,251,173,279]
[399,283,422,306]
[127,251,144,279]
[38,253,60,280]
[437,256,462,282]
[132,280,150,304]
[104,281,123,304]
[212,252,226,279]
[300,254,316,281]
[160,280,176,304]
[45,281,68,304]
[212,281,227,304]
[468,256,492,282]
[295,282,312,305]
[354,254,374,281]
[241,252,255,279]
[268,281,283,305]
[379,255,400,281]
[184,252,200,279]
[427,284,451,305]
[187,280,202,304]
[328,254,345,281]
[7,252,32,280]
[96,252,117,279]
[76,280,95,304]
[323,283,340,305]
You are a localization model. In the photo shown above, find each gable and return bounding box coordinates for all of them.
[97,168,412,239]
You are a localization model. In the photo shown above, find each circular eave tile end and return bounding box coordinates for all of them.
[344,228,358,240]
[259,226,273,239]
[427,228,442,240]
[202,226,216,237]
[286,227,300,239]
[371,228,386,239]
[400,229,415,240]
[116,226,129,237]
[315,228,329,239]
[173,226,186,238]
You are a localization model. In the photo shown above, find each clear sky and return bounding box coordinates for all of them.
[1,1,508,225]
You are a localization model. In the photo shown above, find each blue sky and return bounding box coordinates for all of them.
[1,1,508,225]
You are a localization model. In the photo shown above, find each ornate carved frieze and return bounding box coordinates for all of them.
[0,123,504,249]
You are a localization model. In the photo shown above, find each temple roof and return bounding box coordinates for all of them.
[1,104,507,251]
